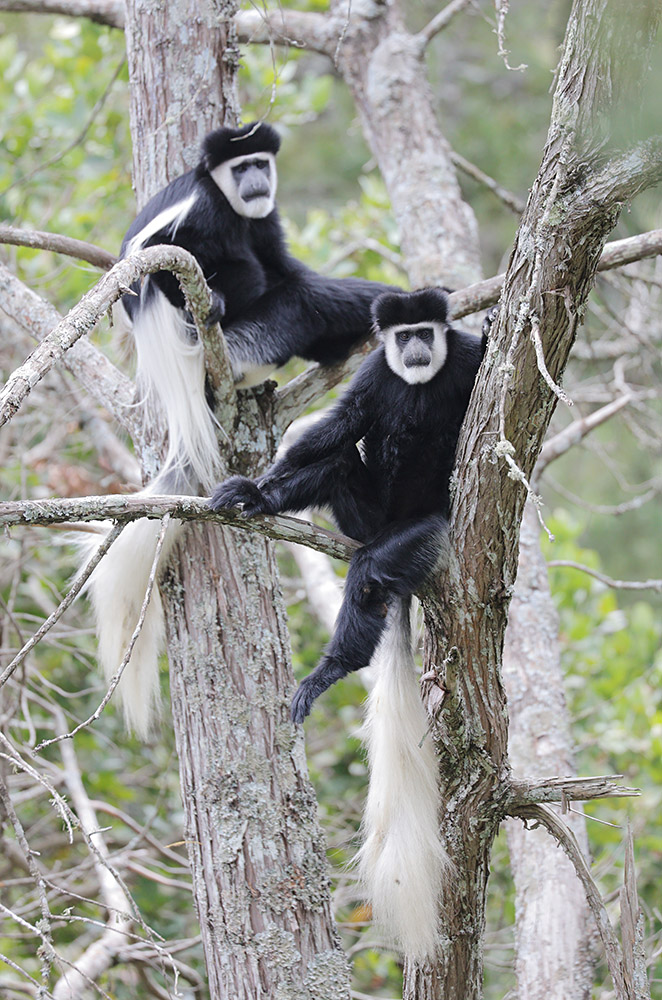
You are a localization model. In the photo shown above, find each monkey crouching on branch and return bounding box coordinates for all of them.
[211,287,490,960]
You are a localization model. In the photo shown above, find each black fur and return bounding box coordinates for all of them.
[211,288,489,721]
[121,121,395,376]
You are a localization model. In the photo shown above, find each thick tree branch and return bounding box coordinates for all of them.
[0,494,360,562]
[0,225,116,270]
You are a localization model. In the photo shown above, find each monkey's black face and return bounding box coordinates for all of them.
[382,322,448,384]
[210,152,277,219]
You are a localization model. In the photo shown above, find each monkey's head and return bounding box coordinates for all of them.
[203,122,281,219]
[372,288,450,385]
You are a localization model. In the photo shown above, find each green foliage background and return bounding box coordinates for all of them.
[0,4,660,998]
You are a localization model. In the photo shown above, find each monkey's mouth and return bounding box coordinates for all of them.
[242,190,270,202]
[403,358,431,368]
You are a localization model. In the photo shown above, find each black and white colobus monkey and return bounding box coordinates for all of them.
[82,122,395,737]
[211,287,489,960]
[121,119,396,491]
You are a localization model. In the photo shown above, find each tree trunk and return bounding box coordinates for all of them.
[504,505,594,1000]
[122,3,351,994]
[410,2,661,996]
[162,522,349,999]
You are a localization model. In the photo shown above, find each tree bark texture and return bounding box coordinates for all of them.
[162,522,349,1000]
[408,3,661,997]
[329,0,481,292]
[121,3,351,996]
[123,0,242,203]
[504,505,594,1000]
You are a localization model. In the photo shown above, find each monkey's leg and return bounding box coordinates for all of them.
[290,514,449,722]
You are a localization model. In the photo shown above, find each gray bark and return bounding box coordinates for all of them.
[504,505,594,1000]
[120,2,351,995]
[409,3,661,998]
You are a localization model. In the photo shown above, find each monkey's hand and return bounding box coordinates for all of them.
[482,304,499,339]
[206,290,226,327]
[291,655,347,724]
[210,476,272,518]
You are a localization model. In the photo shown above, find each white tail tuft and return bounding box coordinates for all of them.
[78,507,181,738]
[133,285,220,491]
[79,284,222,736]
[357,599,450,962]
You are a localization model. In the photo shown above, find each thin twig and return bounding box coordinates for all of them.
[546,561,662,594]
[0,523,125,690]
[35,515,172,751]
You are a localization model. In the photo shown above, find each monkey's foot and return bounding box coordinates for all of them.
[210,476,268,518]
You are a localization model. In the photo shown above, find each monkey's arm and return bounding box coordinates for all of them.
[210,357,378,517]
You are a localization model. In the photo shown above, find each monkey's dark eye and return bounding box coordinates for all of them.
[397,331,411,343]
[254,160,269,171]
[418,328,433,343]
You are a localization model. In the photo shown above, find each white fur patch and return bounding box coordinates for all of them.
[357,601,451,960]
[124,192,198,256]
[382,321,448,384]
[210,152,277,219]
[77,508,181,739]
[133,286,221,491]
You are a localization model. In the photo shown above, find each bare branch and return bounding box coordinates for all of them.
[0,0,124,26]
[415,0,476,49]
[274,340,374,434]
[508,775,640,811]
[0,262,137,433]
[52,708,133,999]
[511,804,628,1000]
[546,561,662,594]
[0,225,116,270]
[0,494,360,562]
[537,394,633,473]
[450,227,662,319]
[0,245,235,431]
[449,149,526,215]
[0,523,125,690]
[234,8,337,56]
[599,228,662,271]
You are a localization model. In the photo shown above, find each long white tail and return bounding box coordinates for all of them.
[357,599,450,961]
[80,288,222,736]
[132,284,220,492]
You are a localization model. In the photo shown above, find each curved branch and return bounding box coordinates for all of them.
[0,494,360,562]
[0,225,117,270]
[0,245,235,431]
[0,261,137,434]
[511,804,628,1000]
